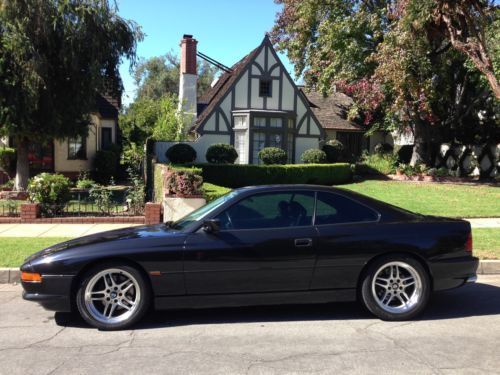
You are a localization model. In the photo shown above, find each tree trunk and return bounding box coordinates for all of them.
[409,120,430,167]
[15,138,30,191]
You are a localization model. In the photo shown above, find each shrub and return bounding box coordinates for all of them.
[164,169,203,197]
[357,153,398,175]
[206,144,238,164]
[89,185,114,214]
[374,142,394,155]
[394,145,413,164]
[203,183,232,202]
[126,167,145,215]
[0,147,16,174]
[93,149,119,184]
[301,149,327,164]
[0,179,14,191]
[189,163,352,188]
[259,147,287,165]
[322,140,344,163]
[28,173,71,216]
[76,171,96,190]
[166,143,197,164]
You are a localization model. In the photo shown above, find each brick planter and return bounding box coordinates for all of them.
[145,202,162,225]
[20,203,40,222]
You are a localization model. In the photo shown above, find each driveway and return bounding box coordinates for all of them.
[1,276,499,374]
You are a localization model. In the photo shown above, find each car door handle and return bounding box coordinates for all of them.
[294,238,313,247]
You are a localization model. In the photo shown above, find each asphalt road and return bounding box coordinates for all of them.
[1,276,500,375]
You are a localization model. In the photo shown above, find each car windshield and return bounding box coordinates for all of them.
[170,190,239,230]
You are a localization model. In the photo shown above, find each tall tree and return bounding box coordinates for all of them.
[0,0,142,190]
[132,52,218,101]
[272,0,498,165]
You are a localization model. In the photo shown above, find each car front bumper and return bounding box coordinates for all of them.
[430,256,479,291]
[22,274,74,312]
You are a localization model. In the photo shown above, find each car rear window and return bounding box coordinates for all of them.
[315,192,379,225]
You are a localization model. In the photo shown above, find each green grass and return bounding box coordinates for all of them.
[341,180,500,218]
[0,237,72,267]
[0,229,498,267]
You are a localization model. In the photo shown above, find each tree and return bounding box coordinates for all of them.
[0,0,143,190]
[132,52,218,101]
[271,0,499,165]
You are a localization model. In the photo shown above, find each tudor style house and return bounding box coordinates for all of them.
[157,34,397,164]
[157,34,325,164]
[1,94,120,179]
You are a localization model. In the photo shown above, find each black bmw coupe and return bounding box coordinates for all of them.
[21,185,478,330]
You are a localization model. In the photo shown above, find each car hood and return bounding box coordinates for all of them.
[24,224,182,263]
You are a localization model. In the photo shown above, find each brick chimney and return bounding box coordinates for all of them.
[179,34,197,120]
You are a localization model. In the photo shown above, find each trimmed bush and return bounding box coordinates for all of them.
[203,183,232,202]
[206,143,238,164]
[188,163,352,188]
[374,142,394,155]
[28,173,71,216]
[301,149,327,164]
[322,140,344,163]
[93,150,119,184]
[166,143,197,164]
[0,147,16,174]
[259,147,287,165]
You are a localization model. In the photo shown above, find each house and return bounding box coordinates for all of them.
[157,34,325,164]
[1,93,120,179]
[156,34,400,164]
[301,89,394,157]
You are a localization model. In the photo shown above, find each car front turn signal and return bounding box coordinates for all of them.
[21,272,42,283]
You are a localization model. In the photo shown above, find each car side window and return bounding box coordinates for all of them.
[215,191,315,230]
[315,192,379,225]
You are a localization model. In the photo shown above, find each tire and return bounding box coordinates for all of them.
[76,262,150,330]
[360,255,430,321]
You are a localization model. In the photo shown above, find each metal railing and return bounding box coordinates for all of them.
[0,200,20,217]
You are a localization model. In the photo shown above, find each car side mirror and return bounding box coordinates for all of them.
[202,219,220,234]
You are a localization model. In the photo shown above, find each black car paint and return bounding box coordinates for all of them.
[21,185,478,313]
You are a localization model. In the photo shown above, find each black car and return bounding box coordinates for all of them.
[21,185,478,330]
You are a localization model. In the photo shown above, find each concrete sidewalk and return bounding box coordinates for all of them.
[467,218,500,228]
[0,223,141,238]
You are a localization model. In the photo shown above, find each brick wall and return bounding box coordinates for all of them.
[20,203,40,222]
[145,202,162,225]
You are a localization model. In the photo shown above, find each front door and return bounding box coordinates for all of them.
[183,191,317,295]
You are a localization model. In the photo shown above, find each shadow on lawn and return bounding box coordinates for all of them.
[55,281,500,330]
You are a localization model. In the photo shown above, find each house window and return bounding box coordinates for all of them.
[234,131,247,164]
[259,79,272,97]
[254,117,266,127]
[68,135,86,160]
[270,118,283,128]
[252,132,266,164]
[269,134,282,148]
[288,119,294,129]
[101,127,112,150]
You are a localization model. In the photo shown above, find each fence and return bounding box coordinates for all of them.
[0,200,20,217]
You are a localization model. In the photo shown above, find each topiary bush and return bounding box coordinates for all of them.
[301,149,327,164]
[258,147,287,165]
[0,147,16,174]
[322,140,344,163]
[28,173,71,216]
[93,150,119,184]
[206,143,238,164]
[166,143,197,164]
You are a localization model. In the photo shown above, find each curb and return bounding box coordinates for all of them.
[2,260,500,284]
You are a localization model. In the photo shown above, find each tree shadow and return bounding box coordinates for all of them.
[55,281,500,330]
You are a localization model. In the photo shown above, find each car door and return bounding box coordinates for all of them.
[183,191,317,295]
[311,191,381,290]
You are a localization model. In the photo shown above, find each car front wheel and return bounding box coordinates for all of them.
[76,263,150,330]
[361,256,430,321]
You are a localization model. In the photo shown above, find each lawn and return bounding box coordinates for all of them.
[340,180,500,218]
[0,228,498,267]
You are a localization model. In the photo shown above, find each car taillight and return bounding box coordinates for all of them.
[465,232,473,254]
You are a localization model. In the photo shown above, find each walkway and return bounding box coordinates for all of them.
[0,223,141,238]
[0,218,497,238]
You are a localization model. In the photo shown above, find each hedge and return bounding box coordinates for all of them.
[203,183,232,202]
[187,163,352,188]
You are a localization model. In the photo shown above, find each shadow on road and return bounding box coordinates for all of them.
[54,281,500,330]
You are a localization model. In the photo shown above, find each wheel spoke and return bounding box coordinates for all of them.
[117,301,132,311]
[375,277,389,288]
[106,303,117,319]
[120,280,134,293]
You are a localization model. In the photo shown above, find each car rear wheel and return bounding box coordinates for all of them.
[76,263,150,330]
[360,256,430,321]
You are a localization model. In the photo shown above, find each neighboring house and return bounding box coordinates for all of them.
[1,93,120,179]
[302,88,394,157]
[157,34,325,164]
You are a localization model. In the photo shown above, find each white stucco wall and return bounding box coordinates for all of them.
[234,70,248,108]
[156,134,232,164]
[295,137,320,163]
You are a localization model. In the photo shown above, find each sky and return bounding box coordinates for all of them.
[116,0,295,106]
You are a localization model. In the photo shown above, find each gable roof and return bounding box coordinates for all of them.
[96,93,120,119]
[192,44,263,131]
[301,88,364,132]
